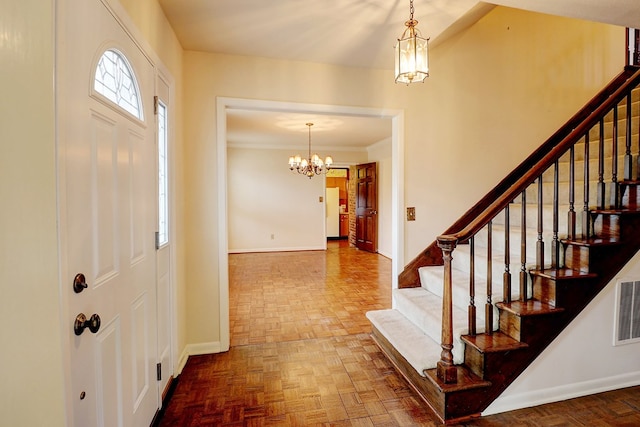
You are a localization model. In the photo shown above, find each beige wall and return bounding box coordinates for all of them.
[182,8,623,346]
[404,7,622,258]
[227,146,369,253]
[0,0,65,425]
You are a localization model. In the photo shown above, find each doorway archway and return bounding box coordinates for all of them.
[216,97,405,350]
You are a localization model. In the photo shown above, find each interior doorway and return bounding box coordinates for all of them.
[217,97,405,351]
[325,168,350,242]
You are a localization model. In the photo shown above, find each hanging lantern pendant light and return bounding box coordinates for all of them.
[395,0,429,84]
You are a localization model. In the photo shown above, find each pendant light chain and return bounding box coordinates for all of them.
[307,122,312,159]
[409,0,414,21]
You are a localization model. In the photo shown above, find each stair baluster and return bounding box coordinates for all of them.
[625,93,633,180]
[520,191,528,300]
[637,88,640,178]
[504,205,512,302]
[568,146,576,239]
[583,132,591,238]
[469,236,477,336]
[485,221,494,335]
[436,236,457,384]
[611,105,620,208]
[536,177,544,269]
[597,119,606,209]
[552,161,560,268]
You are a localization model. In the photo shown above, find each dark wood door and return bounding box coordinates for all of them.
[355,162,377,252]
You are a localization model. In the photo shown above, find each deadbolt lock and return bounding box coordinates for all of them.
[73,273,88,293]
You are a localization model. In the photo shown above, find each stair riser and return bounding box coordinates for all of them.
[526,179,617,208]
[563,243,618,273]
[590,211,640,240]
[532,275,597,308]
[499,311,562,343]
[620,183,640,209]
[492,205,584,240]
[545,155,630,183]
[463,345,528,381]
[419,267,510,321]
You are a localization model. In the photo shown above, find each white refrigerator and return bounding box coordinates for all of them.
[326,187,340,238]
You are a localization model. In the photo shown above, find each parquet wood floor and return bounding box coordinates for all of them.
[158,241,640,426]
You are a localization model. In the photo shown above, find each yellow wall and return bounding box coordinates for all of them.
[181,8,622,345]
[406,7,622,258]
[0,0,65,425]
[0,1,626,422]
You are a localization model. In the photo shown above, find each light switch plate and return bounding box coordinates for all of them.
[407,207,416,221]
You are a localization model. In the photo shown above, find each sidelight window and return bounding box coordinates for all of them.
[157,98,169,247]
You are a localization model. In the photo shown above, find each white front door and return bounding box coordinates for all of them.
[57,0,159,425]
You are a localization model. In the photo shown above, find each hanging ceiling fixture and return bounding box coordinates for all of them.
[395,0,429,84]
[288,123,333,178]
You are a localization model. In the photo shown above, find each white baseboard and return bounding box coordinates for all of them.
[229,246,325,253]
[175,341,224,375]
[483,370,640,416]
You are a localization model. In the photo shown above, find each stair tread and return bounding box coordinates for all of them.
[496,299,565,316]
[529,267,598,279]
[424,366,491,393]
[366,309,445,375]
[461,331,528,353]
[590,208,640,215]
[560,237,622,246]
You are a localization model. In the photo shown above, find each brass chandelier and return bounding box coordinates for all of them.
[288,123,333,178]
[395,0,430,84]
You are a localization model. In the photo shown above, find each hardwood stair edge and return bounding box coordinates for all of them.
[529,268,598,280]
[461,332,529,353]
[496,300,565,316]
[423,367,491,393]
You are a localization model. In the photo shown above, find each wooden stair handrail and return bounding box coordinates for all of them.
[439,66,640,244]
[399,66,640,288]
[399,66,640,287]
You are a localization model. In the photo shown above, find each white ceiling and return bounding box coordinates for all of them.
[226,109,392,152]
[158,0,640,150]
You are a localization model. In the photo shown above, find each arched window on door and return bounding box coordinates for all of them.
[94,48,143,120]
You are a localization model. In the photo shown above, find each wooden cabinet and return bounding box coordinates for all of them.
[339,214,349,237]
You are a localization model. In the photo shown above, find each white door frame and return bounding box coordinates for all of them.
[216,97,405,350]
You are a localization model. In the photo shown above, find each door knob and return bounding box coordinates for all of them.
[74,313,101,335]
[73,273,88,293]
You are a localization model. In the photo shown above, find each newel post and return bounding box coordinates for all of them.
[436,235,458,384]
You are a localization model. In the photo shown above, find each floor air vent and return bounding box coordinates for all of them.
[615,280,640,345]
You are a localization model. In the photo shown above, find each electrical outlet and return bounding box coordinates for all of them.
[319,196,323,203]
[270,234,275,240]
[407,207,416,221]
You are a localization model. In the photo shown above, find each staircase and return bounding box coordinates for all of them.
[367,66,640,424]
